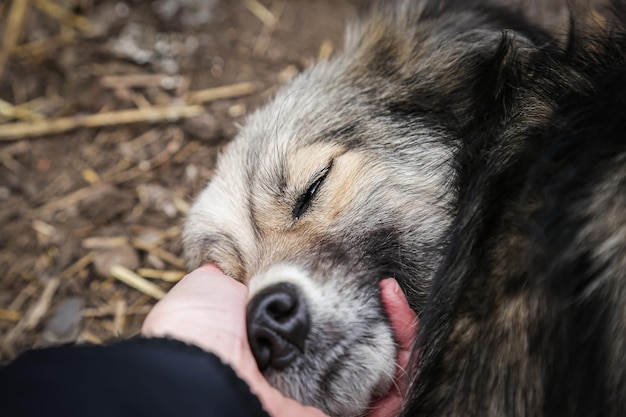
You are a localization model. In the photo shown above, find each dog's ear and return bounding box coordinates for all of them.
[343,0,553,129]
[460,28,541,129]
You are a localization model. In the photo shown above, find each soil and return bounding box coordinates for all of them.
[0,0,364,362]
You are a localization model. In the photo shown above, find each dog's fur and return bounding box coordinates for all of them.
[183,1,626,416]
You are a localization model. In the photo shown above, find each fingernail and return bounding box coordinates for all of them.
[200,263,224,274]
[202,263,217,269]
[389,278,400,294]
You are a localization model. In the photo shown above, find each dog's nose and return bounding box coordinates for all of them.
[246,282,310,371]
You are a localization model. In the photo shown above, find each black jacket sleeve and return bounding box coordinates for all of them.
[0,337,270,417]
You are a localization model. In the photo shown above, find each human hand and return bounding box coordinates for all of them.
[141,265,418,417]
[142,264,328,417]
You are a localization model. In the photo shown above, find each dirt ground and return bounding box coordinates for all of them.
[0,0,364,363]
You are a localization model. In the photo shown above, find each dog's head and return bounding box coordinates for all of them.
[183,94,454,414]
[184,1,548,415]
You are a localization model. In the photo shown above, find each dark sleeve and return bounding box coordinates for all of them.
[0,337,270,417]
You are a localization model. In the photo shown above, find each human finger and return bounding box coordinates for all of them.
[366,278,419,417]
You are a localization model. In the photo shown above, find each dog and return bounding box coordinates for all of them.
[183,1,626,415]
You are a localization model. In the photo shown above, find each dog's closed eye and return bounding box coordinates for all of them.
[292,161,333,220]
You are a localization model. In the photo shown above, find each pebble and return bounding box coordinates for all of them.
[42,297,84,345]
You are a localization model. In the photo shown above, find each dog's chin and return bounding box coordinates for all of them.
[263,323,397,417]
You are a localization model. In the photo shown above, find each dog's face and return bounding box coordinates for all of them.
[183,56,456,416]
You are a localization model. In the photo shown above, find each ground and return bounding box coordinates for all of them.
[0,0,363,363]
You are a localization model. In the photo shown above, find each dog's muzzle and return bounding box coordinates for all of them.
[247,282,310,370]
